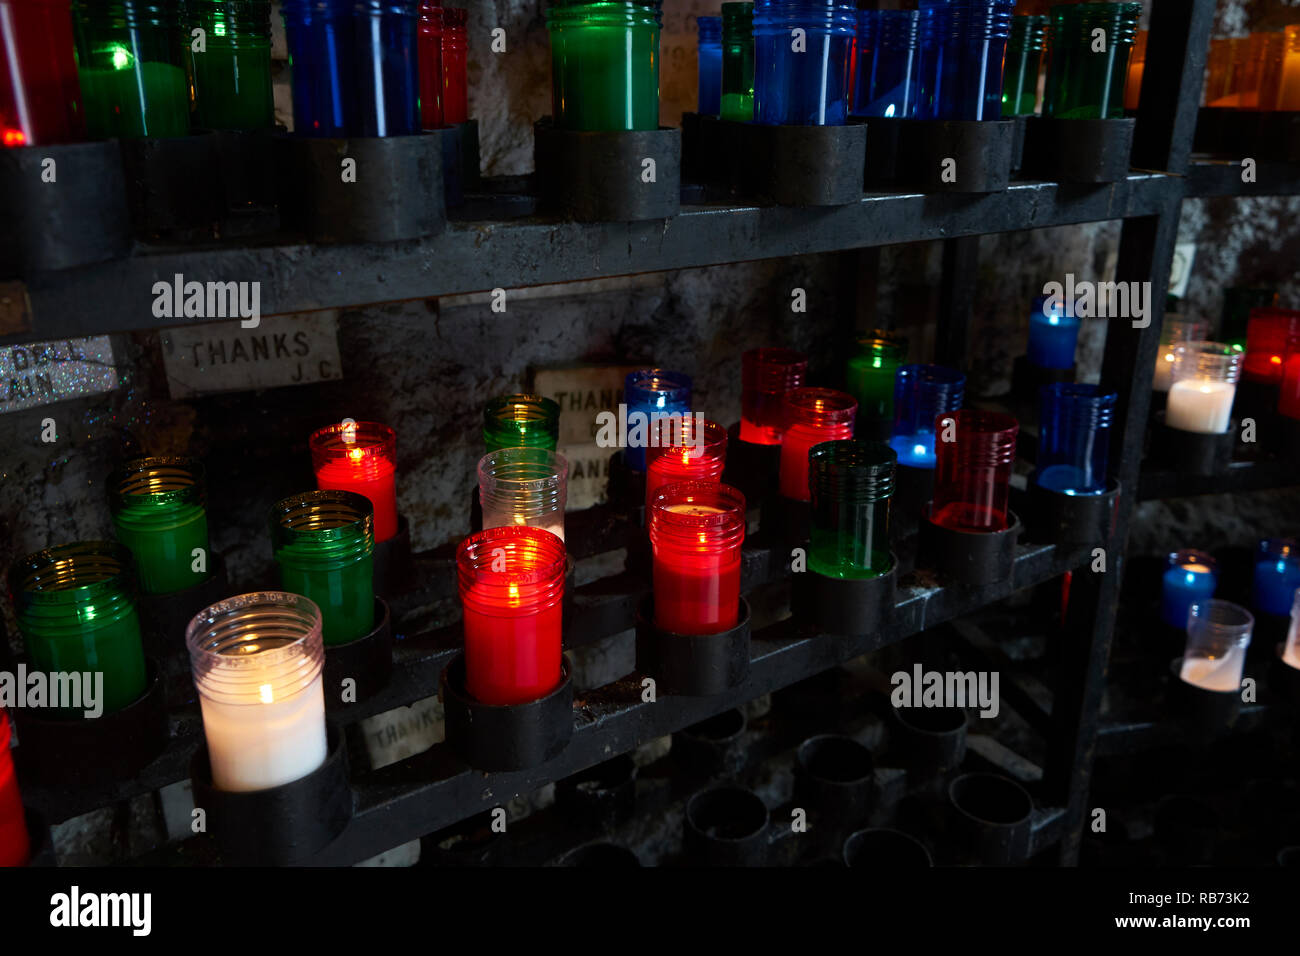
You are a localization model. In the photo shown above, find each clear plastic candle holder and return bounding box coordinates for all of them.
[753,0,857,126]
[808,439,895,579]
[1161,548,1217,630]
[10,542,147,715]
[1166,341,1242,435]
[0,709,29,866]
[741,347,808,445]
[108,456,209,596]
[1043,2,1142,120]
[888,364,965,469]
[1035,383,1117,495]
[186,591,328,792]
[1179,599,1252,693]
[917,0,1015,122]
[309,420,399,543]
[1283,590,1300,671]
[441,6,467,124]
[648,480,746,635]
[846,330,908,426]
[624,368,693,471]
[1153,313,1209,393]
[478,447,569,543]
[457,526,567,706]
[646,417,728,513]
[697,14,722,115]
[1280,334,1300,420]
[418,0,444,128]
[271,490,375,646]
[483,394,561,452]
[931,409,1018,533]
[546,0,662,132]
[1002,14,1047,116]
[853,9,919,118]
[1243,307,1300,385]
[720,2,755,122]
[187,0,275,130]
[1027,294,1081,370]
[779,387,858,502]
[1252,538,1300,620]
[73,0,190,139]
[1,0,85,147]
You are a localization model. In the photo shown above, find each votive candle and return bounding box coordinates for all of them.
[1166,341,1242,434]
[108,456,209,595]
[1153,314,1208,393]
[646,416,728,512]
[779,387,858,501]
[741,347,807,445]
[0,709,29,866]
[1179,599,1252,692]
[648,481,746,635]
[309,421,399,542]
[1252,538,1300,619]
[1161,549,1217,630]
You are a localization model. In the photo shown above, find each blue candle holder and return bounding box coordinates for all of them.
[1161,549,1218,630]
[753,0,857,126]
[888,364,965,469]
[698,15,723,115]
[916,0,1014,122]
[1027,294,1081,370]
[852,9,920,118]
[1035,383,1116,495]
[1253,538,1300,619]
[624,368,692,471]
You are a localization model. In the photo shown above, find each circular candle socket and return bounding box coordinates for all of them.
[1150,411,1236,477]
[555,753,638,829]
[533,120,682,222]
[888,703,969,776]
[919,504,1021,587]
[440,654,575,772]
[947,772,1034,865]
[482,394,561,453]
[843,828,932,868]
[723,421,783,508]
[136,552,231,657]
[1021,116,1135,182]
[190,722,353,866]
[1167,656,1243,742]
[1022,477,1120,549]
[322,596,393,712]
[12,658,169,786]
[1269,642,1300,706]
[743,122,868,206]
[1278,846,1300,868]
[373,512,414,597]
[673,707,749,778]
[635,595,752,697]
[761,494,811,547]
[683,785,770,867]
[117,133,224,240]
[795,734,877,829]
[896,118,1015,193]
[1153,794,1218,865]
[890,461,936,545]
[478,446,568,541]
[551,842,642,867]
[790,555,897,638]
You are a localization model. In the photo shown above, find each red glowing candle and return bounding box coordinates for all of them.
[1244,307,1300,385]
[932,409,1019,533]
[442,7,468,125]
[779,388,858,501]
[0,0,85,148]
[0,709,30,867]
[740,347,808,445]
[458,526,566,706]
[646,416,728,513]
[418,1,445,129]
[1280,334,1300,420]
[309,421,399,543]
[649,481,746,635]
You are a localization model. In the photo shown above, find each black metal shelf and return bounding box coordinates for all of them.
[1184,160,1300,198]
[1137,458,1300,501]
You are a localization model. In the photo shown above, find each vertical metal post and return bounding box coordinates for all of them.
[936,236,980,368]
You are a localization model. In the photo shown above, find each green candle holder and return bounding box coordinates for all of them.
[10,542,148,715]
[846,330,908,430]
[109,457,210,596]
[484,394,562,452]
[73,0,190,139]
[808,440,895,579]
[187,0,274,130]
[546,0,663,132]
[272,490,376,646]
[721,2,755,123]
[1003,15,1048,117]
[1043,2,1142,120]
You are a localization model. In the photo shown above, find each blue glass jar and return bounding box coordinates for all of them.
[917,0,1014,121]
[282,0,420,137]
[849,9,876,116]
[753,0,857,125]
[1253,539,1300,619]
[888,364,965,468]
[698,15,723,115]
[624,368,692,471]
[1035,383,1116,495]
[1028,294,1081,369]
[853,9,919,118]
[1161,549,1217,630]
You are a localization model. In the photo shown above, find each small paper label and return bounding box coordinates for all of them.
[0,336,117,413]
[534,364,641,446]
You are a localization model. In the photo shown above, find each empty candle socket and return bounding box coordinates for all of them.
[479,447,568,543]
[683,785,770,866]
[794,734,877,830]
[843,827,932,868]
[947,771,1034,865]
[672,708,749,777]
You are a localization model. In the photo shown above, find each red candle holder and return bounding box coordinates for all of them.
[646,416,728,513]
[741,347,808,445]
[1280,334,1300,420]
[457,526,566,706]
[779,388,858,502]
[649,481,746,635]
[932,409,1019,532]
[309,421,399,543]
[0,709,30,866]
[0,0,85,148]
[1244,307,1300,384]
[442,7,468,125]
[418,1,445,129]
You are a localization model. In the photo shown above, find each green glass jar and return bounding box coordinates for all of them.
[10,542,148,715]
[109,456,210,596]
[73,0,190,139]
[720,2,754,123]
[271,490,375,646]
[845,330,908,426]
[483,394,561,452]
[187,0,274,130]
[808,440,895,579]
[546,0,663,131]
[1043,2,1142,120]
[1003,15,1047,116]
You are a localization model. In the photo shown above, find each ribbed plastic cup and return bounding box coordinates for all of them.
[808,439,895,579]
[846,330,908,424]
[624,368,692,471]
[1253,538,1300,619]
[697,14,723,115]
[888,364,966,469]
[478,447,569,542]
[108,456,209,595]
[1003,14,1047,116]
[418,0,445,128]
[1161,549,1217,630]
[1243,307,1300,384]
[779,387,858,501]
[753,0,857,125]
[1035,383,1117,495]
[720,2,755,121]
[1167,341,1242,435]
[853,9,919,118]
[547,0,663,131]
[483,394,561,452]
[931,409,1018,532]
[441,6,468,124]
[1043,2,1142,119]
[1153,314,1209,392]
[648,480,746,634]
[917,0,1014,121]
[646,417,727,512]
[1179,600,1252,693]
[187,0,274,130]
[741,347,808,444]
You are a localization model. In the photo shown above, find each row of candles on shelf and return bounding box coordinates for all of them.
[1204,28,1300,111]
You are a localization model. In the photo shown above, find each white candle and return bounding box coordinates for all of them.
[200,675,328,792]
[1166,380,1235,433]
[1179,649,1247,692]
